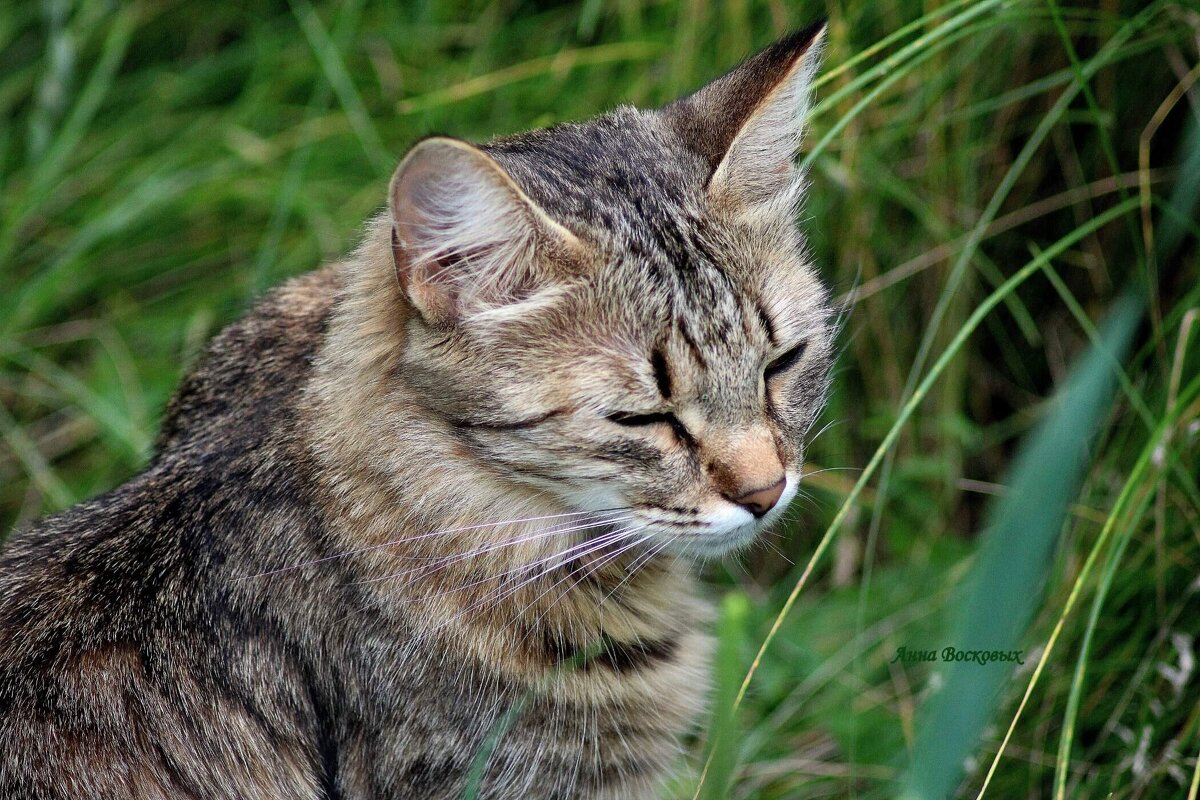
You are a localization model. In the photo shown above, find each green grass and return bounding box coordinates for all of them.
[2,1,1198,797]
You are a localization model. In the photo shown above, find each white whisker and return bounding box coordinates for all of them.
[491,525,650,612]
[350,511,632,587]
[364,524,639,607]
[417,525,650,637]
[598,537,671,609]
[237,507,629,580]
[513,529,659,649]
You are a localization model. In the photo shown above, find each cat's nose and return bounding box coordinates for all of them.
[728,476,786,518]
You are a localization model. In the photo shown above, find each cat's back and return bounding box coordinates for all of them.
[0,267,344,800]
[0,265,342,611]
[154,265,342,452]
[0,264,343,651]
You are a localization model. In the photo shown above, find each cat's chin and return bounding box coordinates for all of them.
[663,524,762,560]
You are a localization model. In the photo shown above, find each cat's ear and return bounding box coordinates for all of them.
[663,21,826,206]
[388,137,581,326]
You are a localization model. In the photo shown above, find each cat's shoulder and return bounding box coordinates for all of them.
[155,265,344,453]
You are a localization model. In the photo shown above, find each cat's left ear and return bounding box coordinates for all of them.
[663,21,826,206]
[388,137,583,327]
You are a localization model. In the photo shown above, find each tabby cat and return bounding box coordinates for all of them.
[0,22,833,800]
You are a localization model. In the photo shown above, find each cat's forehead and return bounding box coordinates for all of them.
[485,108,775,330]
[553,251,769,421]
[483,107,708,237]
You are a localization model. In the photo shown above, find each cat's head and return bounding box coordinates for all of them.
[387,24,833,558]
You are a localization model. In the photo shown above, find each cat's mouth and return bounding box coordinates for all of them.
[630,472,800,559]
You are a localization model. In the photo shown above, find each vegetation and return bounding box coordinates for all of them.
[2,0,1197,797]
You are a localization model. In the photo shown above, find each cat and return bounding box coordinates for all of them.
[0,22,833,800]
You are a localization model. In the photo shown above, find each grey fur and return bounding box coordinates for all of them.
[0,24,831,800]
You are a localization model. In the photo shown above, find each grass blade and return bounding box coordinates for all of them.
[899,294,1142,800]
[697,592,750,800]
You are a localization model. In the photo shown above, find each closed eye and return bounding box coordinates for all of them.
[765,340,808,379]
[607,411,672,427]
[605,411,695,446]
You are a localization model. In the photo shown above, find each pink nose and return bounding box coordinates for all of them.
[729,477,786,518]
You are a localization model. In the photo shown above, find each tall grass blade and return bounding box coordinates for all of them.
[697,592,749,800]
[1156,115,1200,265]
[1050,112,1200,799]
[899,294,1142,799]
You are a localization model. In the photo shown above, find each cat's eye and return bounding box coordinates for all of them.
[607,411,672,427]
[606,411,695,446]
[764,340,808,379]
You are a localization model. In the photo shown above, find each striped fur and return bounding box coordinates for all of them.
[0,23,832,799]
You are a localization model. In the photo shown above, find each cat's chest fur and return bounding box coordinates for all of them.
[324,611,711,799]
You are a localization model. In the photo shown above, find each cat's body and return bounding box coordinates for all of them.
[0,25,832,800]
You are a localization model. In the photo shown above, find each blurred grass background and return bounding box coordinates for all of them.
[2,0,1199,797]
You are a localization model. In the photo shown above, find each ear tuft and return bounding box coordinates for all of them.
[662,21,826,206]
[388,137,579,326]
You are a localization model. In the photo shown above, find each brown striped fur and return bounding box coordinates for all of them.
[0,24,832,799]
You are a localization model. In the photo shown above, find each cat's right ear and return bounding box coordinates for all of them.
[662,22,826,207]
[388,137,582,327]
